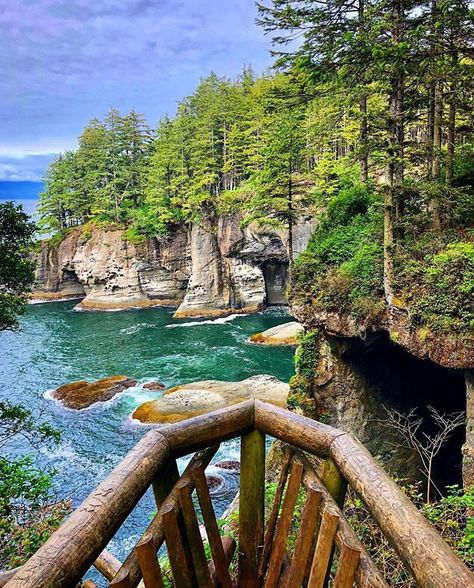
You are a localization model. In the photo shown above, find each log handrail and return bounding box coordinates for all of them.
[4,399,473,588]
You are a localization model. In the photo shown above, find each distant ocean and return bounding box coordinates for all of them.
[0,181,43,217]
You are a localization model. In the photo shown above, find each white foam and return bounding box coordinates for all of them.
[120,323,157,335]
[166,313,245,328]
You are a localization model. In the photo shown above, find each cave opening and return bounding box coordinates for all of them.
[346,334,466,495]
[61,269,86,296]
[262,260,289,305]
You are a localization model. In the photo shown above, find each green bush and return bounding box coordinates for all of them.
[0,401,70,569]
[291,182,384,322]
[345,483,474,586]
[410,242,474,331]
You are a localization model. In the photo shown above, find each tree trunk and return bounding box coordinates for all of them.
[426,83,435,180]
[431,79,443,230]
[359,93,369,183]
[358,0,369,184]
[446,87,456,187]
[384,0,406,307]
[384,83,397,307]
[288,163,294,262]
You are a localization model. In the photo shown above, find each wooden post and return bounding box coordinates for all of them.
[320,458,347,587]
[152,458,179,509]
[321,458,347,508]
[239,429,265,588]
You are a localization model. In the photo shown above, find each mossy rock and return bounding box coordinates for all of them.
[52,376,137,410]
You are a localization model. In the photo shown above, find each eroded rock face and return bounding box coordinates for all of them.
[33,214,315,315]
[33,227,190,310]
[462,370,474,487]
[292,300,474,488]
[296,329,469,488]
[52,376,137,409]
[132,374,289,424]
[250,321,304,345]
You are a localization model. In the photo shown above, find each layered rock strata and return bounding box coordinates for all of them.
[33,215,314,315]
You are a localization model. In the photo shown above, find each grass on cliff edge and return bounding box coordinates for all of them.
[290,179,474,335]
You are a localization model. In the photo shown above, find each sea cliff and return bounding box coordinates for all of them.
[32,214,314,316]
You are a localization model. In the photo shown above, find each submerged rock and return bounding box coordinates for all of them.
[250,321,304,345]
[142,381,165,391]
[206,473,225,491]
[52,376,137,409]
[214,460,240,471]
[132,374,289,424]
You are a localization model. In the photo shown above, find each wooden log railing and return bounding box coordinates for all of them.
[3,399,474,588]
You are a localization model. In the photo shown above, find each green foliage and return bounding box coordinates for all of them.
[409,241,474,332]
[0,401,69,569]
[39,109,153,232]
[0,202,36,331]
[345,484,474,584]
[294,330,319,381]
[291,183,384,322]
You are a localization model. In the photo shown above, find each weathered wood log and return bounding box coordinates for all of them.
[0,549,121,587]
[177,479,213,588]
[5,430,171,588]
[208,537,236,587]
[136,533,164,588]
[333,541,360,588]
[258,447,293,579]
[110,568,132,588]
[94,549,122,581]
[193,465,233,588]
[159,400,254,456]
[152,457,179,509]
[162,503,194,588]
[112,445,218,588]
[239,429,265,588]
[0,570,16,588]
[254,400,343,456]
[307,507,339,588]
[330,434,474,588]
[284,483,322,588]
[299,451,388,588]
[264,458,304,588]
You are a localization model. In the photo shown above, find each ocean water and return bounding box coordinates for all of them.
[0,301,295,569]
[0,181,42,217]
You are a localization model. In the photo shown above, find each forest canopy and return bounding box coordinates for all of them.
[38,0,474,332]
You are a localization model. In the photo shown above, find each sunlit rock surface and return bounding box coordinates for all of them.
[250,321,303,345]
[52,376,137,409]
[132,374,289,424]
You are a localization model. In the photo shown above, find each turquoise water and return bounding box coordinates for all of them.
[0,301,295,564]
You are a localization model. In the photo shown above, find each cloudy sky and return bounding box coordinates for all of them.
[1,0,272,182]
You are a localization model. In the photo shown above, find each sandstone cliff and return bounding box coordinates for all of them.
[33,214,314,315]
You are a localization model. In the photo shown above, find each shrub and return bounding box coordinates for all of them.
[0,401,70,569]
[291,182,384,322]
[410,241,474,331]
[345,484,474,586]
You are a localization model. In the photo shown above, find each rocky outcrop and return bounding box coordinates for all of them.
[250,321,304,345]
[292,300,474,488]
[33,214,315,314]
[51,376,137,409]
[33,226,190,310]
[132,374,289,424]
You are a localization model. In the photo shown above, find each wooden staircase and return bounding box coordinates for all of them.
[3,400,474,587]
